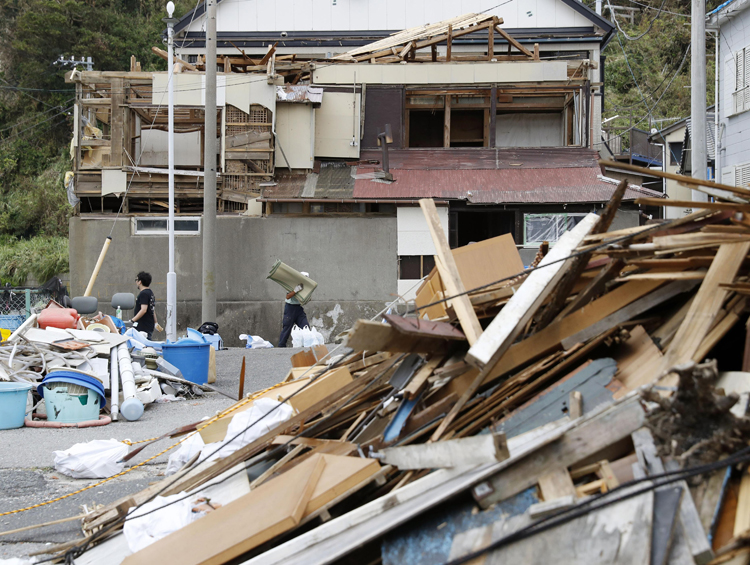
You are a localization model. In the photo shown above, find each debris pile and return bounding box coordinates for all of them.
[11,166,750,564]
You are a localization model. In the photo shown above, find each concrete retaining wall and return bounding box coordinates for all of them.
[69,215,398,346]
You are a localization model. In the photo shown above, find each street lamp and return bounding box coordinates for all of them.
[164,1,178,342]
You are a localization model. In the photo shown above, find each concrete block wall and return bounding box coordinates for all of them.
[69,215,398,346]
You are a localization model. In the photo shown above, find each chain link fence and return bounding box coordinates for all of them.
[0,279,68,331]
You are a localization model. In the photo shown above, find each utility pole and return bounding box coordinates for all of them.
[165,2,178,341]
[691,0,709,202]
[202,0,217,324]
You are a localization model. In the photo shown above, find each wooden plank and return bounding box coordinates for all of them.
[467,213,599,370]
[345,320,456,353]
[473,398,645,509]
[290,349,317,368]
[420,199,483,345]
[110,78,124,167]
[637,197,750,212]
[494,25,534,58]
[652,487,684,565]
[401,355,444,400]
[569,390,583,419]
[560,279,698,350]
[151,46,198,71]
[556,259,625,320]
[538,467,577,501]
[616,271,707,281]
[377,433,509,470]
[734,469,750,536]
[612,325,664,399]
[122,454,326,565]
[444,94,451,148]
[599,159,750,200]
[661,242,750,373]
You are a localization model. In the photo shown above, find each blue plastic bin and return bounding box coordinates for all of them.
[38,372,105,424]
[0,382,33,429]
[0,315,26,332]
[162,337,210,385]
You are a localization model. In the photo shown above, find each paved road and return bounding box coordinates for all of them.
[0,345,341,561]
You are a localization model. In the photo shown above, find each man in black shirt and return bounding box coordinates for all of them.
[132,271,158,339]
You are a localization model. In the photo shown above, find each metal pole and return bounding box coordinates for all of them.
[202,0,217,324]
[165,2,178,341]
[691,0,709,201]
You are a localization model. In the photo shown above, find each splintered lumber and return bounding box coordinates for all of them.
[481,279,663,385]
[611,325,663,399]
[420,199,483,345]
[660,242,750,373]
[401,355,444,400]
[559,279,697,349]
[376,433,509,470]
[467,213,599,370]
[345,320,457,353]
[122,454,326,565]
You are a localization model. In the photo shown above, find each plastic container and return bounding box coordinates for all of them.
[0,315,26,332]
[162,336,210,385]
[0,382,33,429]
[38,308,80,330]
[38,372,105,424]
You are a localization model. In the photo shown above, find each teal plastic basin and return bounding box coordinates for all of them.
[42,382,102,424]
[0,382,33,429]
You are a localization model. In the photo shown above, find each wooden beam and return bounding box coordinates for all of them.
[494,25,534,58]
[489,85,497,148]
[599,160,750,200]
[636,197,750,212]
[487,24,494,61]
[446,25,452,61]
[260,42,278,66]
[661,242,750,373]
[419,199,482,345]
[151,46,198,72]
[466,213,598,371]
[109,78,124,167]
[444,94,451,148]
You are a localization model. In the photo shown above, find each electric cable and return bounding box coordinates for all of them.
[605,0,669,41]
[0,106,73,147]
[0,98,74,135]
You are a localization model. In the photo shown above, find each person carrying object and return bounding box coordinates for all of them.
[131,271,162,340]
[278,271,311,348]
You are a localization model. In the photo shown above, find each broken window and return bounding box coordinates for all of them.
[408,110,445,148]
[524,213,586,246]
[399,255,436,280]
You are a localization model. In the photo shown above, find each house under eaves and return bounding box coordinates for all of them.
[67,7,662,345]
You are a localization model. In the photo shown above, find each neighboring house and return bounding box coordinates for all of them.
[708,0,750,188]
[648,109,716,219]
[66,5,662,344]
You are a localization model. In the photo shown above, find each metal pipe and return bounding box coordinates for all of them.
[110,345,120,421]
[117,343,143,421]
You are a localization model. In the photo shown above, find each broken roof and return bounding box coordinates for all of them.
[262,148,663,204]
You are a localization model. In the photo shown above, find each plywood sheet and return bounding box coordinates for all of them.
[122,454,325,565]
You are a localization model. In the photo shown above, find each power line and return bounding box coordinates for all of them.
[606,0,669,40]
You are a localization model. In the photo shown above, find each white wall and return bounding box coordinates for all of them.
[195,0,593,35]
[495,113,563,147]
[276,104,315,169]
[720,10,750,177]
[397,205,449,301]
[314,92,361,158]
[140,129,203,167]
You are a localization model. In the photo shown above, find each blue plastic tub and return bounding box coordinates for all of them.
[162,337,210,385]
[0,315,26,332]
[39,372,105,424]
[0,382,33,429]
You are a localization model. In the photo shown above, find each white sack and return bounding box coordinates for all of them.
[239,334,274,349]
[202,398,293,464]
[123,493,200,553]
[53,439,129,479]
[310,327,325,346]
[291,324,304,347]
[165,432,205,476]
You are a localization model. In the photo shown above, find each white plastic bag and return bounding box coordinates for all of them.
[53,439,129,479]
[310,327,325,346]
[123,493,199,553]
[165,433,205,476]
[302,325,315,347]
[291,324,304,347]
[239,334,274,349]
[202,398,294,464]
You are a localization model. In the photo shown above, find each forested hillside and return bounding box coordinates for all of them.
[0,0,722,284]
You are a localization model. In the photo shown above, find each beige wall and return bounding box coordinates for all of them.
[276,104,315,169]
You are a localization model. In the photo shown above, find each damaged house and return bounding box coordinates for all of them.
[66,1,663,344]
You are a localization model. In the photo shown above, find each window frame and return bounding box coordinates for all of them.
[523,212,587,247]
[131,216,202,236]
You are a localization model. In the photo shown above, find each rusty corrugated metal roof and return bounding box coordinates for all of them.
[352,166,664,203]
